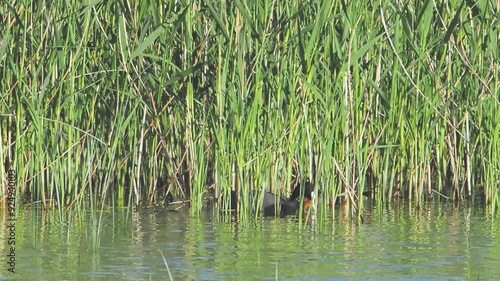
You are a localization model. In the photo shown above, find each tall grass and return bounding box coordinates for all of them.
[0,0,498,220]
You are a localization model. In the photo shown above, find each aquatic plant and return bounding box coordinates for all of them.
[0,0,498,220]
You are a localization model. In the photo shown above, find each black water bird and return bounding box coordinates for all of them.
[227,181,314,217]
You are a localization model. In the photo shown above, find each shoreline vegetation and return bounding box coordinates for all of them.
[0,0,498,219]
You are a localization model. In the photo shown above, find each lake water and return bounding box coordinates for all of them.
[1,202,499,280]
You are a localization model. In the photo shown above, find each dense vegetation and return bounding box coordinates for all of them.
[1,0,498,218]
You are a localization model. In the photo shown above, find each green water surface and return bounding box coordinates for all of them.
[1,203,499,280]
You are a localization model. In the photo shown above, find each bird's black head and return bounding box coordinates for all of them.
[289,180,314,201]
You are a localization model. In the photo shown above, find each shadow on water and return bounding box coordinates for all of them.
[0,202,499,280]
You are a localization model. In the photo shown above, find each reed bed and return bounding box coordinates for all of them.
[0,0,498,219]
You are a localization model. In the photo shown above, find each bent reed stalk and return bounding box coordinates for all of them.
[0,0,498,219]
